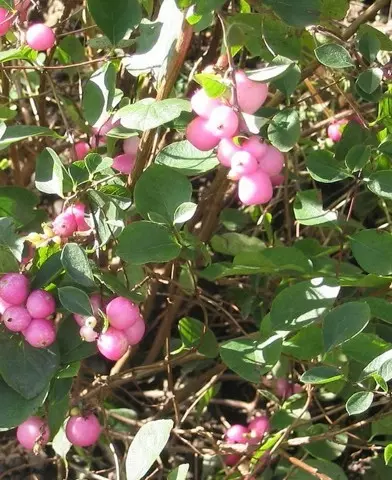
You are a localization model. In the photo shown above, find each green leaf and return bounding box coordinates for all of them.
[126,419,174,480]
[0,244,18,273]
[82,62,116,127]
[314,43,353,69]
[358,31,381,63]
[35,148,72,197]
[0,125,61,151]
[87,0,141,45]
[302,423,347,460]
[270,278,340,331]
[351,229,392,276]
[384,444,392,466]
[301,366,345,384]
[0,378,48,429]
[246,60,295,83]
[211,232,265,256]
[345,145,371,172]
[0,45,37,64]
[194,73,228,97]
[58,286,93,316]
[272,62,301,97]
[289,459,347,480]
[220,334,282,383]
[31,251,63,289]
[47,378,72,437]
[358,24,392,52]
[178,317,219,358]
[320,0,349,20]
[0,328,59,399]
[52,425,72,458]
[346,391,374,416]
[61,243,95,288]
[57,317,97,364]
[85,153,113,175]
[343,333,390,365]
[361,348,392,381]
[57,36,85,64]
[117,221,181,265]
[323,302,371,351]
[116,98,191,131]
[282,325,323,360]
[155,140,219,176]
[294,190,338,225]
[306,150,350,183]
[357,68,383,94]
[262,0,320,27]
[363,297,392,324]
[174,202,197,225]
[367,170,392,200]
[0,217,24,261]
[267,108,300,152]
[134,164,192,224]
[168,464,190,480]
[335,121,367,161]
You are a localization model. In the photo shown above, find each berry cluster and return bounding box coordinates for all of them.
[74,295,146,361]
[0,273,56,348]
[186,70,284,206]
[52,202,90,238]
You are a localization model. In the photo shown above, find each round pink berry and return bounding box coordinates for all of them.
[230,150,259,178]
[327,119,347,143]
[97,327,128,361]
[26,289,55,319]
[206,105,239,139]
[80,325,98,342]
[186,116,220,151]
[275,378,292,399]
[225,424,249,444]
[0,273,29,305]
[74,141,90,160]
[191,89,222,119]
[271,174,284,187]
[233,70,268,114]
[106,297,140,330]
[52,211,78,237]
[0,296,12,315]
[65,203,90,232]
[23,318,56,348]
[0,8,12,36]
[123,136,140,156]
[217,137,241,167]
[124,315,146,346]
[225,454,241,466]
[112,153,136,174]
[259,145,284,177]
[242,136,268,159]
[248,417,270,444]
[238,170,273,206]
[3,306,32,332]
[17,416,50,450]
[26,23,56,51]
[65,413,101,447]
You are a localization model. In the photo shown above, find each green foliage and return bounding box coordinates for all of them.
[267,108,300,152]
[178,317,219,358]
[314,43,353,69]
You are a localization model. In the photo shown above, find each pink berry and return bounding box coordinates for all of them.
[106,297,140,330]
[0,8,12,36]
[217,137,241,167]
[74,141,90,160]
[190,89,222,118]
[93,116,119,137]
[226,424,249,444]
[26,23,55,51]
[248,417,270,444]
[242,136,268,159]
[225,454,241,466]
[123,136,140,156]
[52,211,77,237]
[3,306,32,332]
[275,378,292,399]
[17,416,49,450]
[74,294,102,326]
[259,145,284,177]
[97,327,128,360]
[186,116,220,151]
[293,383,302,395]
[65,203,90,232]
[0,297,12,315]
[0,273,29,305]
[230,151,259,178]
[233,70,268,114]
[205,106,239,139]
[327,119,347,142]
[124,315,146,346]
[238,170,273,205]
[23,318,56,348]
[26,289,55,319]
[271,174,284,187]
[80,325,98,342]
[112,153,136,174]
[65,413,101,447]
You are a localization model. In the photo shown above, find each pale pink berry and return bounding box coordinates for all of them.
[17,416,49,450]
[259,145,284,177]
[0,8,12,36]
[74,141,90,160]
[123,136,140,156]
[233,70,268,114]
[80,325,98,342]
[74,294,102,327]
[52,211,77,237]
[0,297,12,315]
[3,306,32,332]
[217,137,241,167]
[205,106,239,139]
[327,119,347,142]
[65,413,101,447]
[112,153,136,174]
[26,23,55,51]
[84,316,97,328]
[248,417,270,445]
[124,315,145,345]
[106,296,140,330]
[186,117,220,151]
[26,289,55,319]
[242,136,268,159]
[23,318,56,348]
[190,89,222,118]
[0,273,29,305]
[65,203,90,232]
[276,378,296,399]
[225,454,241,466]
[230,151,259,178]
[225,424,249,444]
[238,170,273,205]
[97,327,128,360]
[271,174,284,187]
